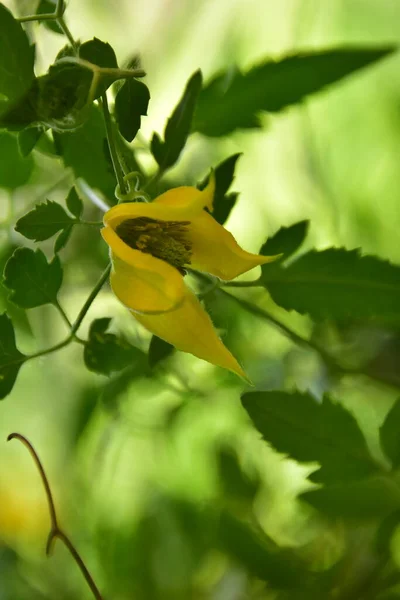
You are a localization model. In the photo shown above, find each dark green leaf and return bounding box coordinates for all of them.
[380,398,400,468]
[301,476,400,519]
[0,245,32,335]
[54,225,73,253]
[53,105,116,198]
[242,390,376,484]
[15,200,75,241]
[260,221,309,260]
[84,318,142,376]
[37,0,63,34]
[193,47,394,137]
[115,78,150,142]
[66,187,83,219]
[374,510,400,558]
[199,153,241,224]
[3,248,63,308]
[79,37,118,98]
[217,511,304,587]
[0,4,35,108]
[0,131,34,188]
[101,362,148,407]
[148,335,174,369]
[217,447,259,502]
[261,249,400,324]
[0,80,39,130]
[36,63,93,129]
[151,70,202,170]
[17,125,43,156]
[0,313,26,399]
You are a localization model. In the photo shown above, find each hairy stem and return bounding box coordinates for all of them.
[101,95,128,196]
[7,433,104,600]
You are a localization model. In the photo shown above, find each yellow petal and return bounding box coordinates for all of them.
[103,177,215,228]
[134,287,248,380]
[102,226,185,314]
[188,211,279,280]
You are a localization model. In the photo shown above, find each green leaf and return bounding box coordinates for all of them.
[115,78,150,142]
[301,476,400,519]
[84,318,142,376]
[3,248,63,308]
[53,105,116,198]
[53,225,73,253]
[0,4,35,108]
[37,0,63,34]
[66,187,83,219]
[242,390,376,484]
[0,313,27,399]
[261,248,400,324]
[193,47,394,137]
[199,153,241,225]
[79,37,118,98]
[217,511,304,587]
[0,131,34,188]
[151,70,202,171]
[15,200,75,241]
[217,447,259,502]
[17,125,44,156]
[380,398,400,468]
[0,80,39,130]
[260,221,309,260]
[148,335,174,369]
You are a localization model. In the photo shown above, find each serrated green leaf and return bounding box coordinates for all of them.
[15,200,75,241]
[37,0,63,34]
[301,476,400,519]
[217,511,304,587]
[54,225,73,253]
[260,221,309,260]
[53,105,116,198]
[242,390,376,484]
[84,318,142,375]
[148,335,174,369]
[0,313,27,399]
[115,78,150,142]
[261,249,400,324]
[66,187,83,219]
[151,70,202,171]
[199,153,241,225]
[193,47,394,137]
[3,248,63,308]
[17,125,43,156]
[380,398,400,468]
[0,4,35,109]
[0,131,34,188]
[79,37,118,98]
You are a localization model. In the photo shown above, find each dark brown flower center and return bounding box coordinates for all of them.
[115,217,192,274]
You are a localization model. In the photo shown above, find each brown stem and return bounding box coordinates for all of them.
[7,433,104,600]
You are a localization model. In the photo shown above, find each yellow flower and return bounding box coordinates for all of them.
[101,177,276,379]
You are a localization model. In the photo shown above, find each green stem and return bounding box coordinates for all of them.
[144,168,164,191]
[26,335,73,362]
[17,0,64,22]
[57,16,78,52]
[54,300,72,328]
[223,279,261,288]
[101,95,127,196]
[71,264,111,335]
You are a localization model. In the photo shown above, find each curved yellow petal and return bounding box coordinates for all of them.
[104,177,215,228]
[102,226,185,314]
[188,211,279,280]
[133,287,248,380]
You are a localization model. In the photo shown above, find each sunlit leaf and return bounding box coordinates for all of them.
[0,313,26,399]
[15,200,75,241]
[261,249,400,324]
[0,131,34,188]
[193,47,394,136]
[115,78,150,142]
[380,398,400,468]
[3,248,63,308]
[242,390,377,484]
[151,70,202,170]
[84,318,143,375]
[260,221,309,260]
[301,476,400,518]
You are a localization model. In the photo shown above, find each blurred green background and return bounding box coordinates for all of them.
[1,0,400,598]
